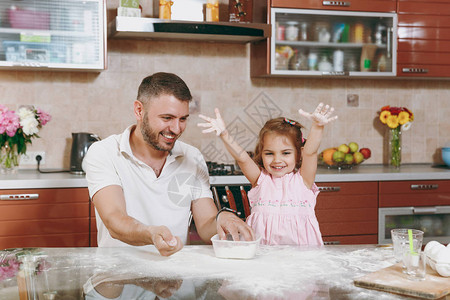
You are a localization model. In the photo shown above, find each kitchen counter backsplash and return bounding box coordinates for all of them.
[1,164,449,189]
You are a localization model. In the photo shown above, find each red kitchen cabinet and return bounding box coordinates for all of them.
[271,0,396,13]
[316,181,379,245]
[378,180,450,244]
[0,188,91,249]
[90,200,98,247]
[397,0,450,78]
[379,180,450,207]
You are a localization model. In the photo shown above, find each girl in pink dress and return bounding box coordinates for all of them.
[198,103,337,246]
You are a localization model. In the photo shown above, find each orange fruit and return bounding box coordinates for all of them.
[321,148,337,165]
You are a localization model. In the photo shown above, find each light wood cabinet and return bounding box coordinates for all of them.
[397,0,450,78]
[0,188,91,249]
[316,181,379,245]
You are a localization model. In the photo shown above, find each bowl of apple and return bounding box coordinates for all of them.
[319,142,371,169]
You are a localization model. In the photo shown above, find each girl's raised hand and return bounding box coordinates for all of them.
[298,103,338,126]
[198,108,227,136]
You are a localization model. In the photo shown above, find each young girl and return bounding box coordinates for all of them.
[198,103,337,246]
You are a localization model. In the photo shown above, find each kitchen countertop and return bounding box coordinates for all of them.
[0,245,421,299]
[1,164,449,189]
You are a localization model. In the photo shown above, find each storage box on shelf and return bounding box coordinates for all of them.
[397,0,450,78]
[316,181,378,245]
[251,1,397,77]
[0,188,91,249]
[0,0,106,71]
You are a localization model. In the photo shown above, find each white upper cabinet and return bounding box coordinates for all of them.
[0,0,106,71]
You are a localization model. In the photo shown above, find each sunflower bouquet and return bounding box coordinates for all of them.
[379,106,414,167]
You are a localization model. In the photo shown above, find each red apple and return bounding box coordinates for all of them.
[360,148,371,159]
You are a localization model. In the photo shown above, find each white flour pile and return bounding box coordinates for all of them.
[87,246,399,298]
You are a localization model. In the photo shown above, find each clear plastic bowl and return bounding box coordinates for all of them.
[211,234,261,259]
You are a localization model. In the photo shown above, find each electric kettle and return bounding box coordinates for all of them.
[70,132,100,174]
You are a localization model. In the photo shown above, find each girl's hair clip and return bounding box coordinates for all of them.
[284,118,296,126]
[302,137,305,143]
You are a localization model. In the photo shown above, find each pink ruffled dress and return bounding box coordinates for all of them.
[246,170,324,246]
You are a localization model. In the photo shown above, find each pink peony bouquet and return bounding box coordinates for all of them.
[0,105,51,170]
[0,249,50,281]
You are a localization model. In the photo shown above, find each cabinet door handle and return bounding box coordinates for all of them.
[318,186,341,192]
[413,207,437,214]
[322,1,350,7]
[324,241,341,245]
[402,68,428,74]
[322,71,347,76]
[410,184,438,190]
[12,62,49,68]
[0,194,39,200]
[387,27,392,59]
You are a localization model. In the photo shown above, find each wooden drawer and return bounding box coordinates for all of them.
[398,15,450,29]
[323,234,378,245]
[397,52,450,65]
[0,233,90,249]
[379,180,450,207]
[271,0,396,12]
[397,1,450,15]
[0,188,89,205]
[0,188,90,249]
[398,39,450,53]
[316,182,378,239]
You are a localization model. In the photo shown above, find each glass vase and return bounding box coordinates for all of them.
[0,142,20,174]
[388,127,402,168]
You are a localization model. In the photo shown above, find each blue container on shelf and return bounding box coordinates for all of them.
[442,147,450,167]
[3,41,66,63]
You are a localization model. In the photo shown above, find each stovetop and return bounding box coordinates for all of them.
[206,161,243,176]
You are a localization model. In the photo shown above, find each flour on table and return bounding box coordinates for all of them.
[85,245,401,298]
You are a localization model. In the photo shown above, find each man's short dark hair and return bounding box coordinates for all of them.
[137,72,192,104]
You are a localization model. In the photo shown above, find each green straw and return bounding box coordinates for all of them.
[408,229,416,254]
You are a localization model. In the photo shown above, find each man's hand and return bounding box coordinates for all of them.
[298,103,338,126]
[198,108,227,136]
[148,226,183,256]
[216,212,255,242]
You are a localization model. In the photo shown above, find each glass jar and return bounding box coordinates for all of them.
[318,55,332,72]
[289,50,308,70]
[299,22,308,41]
[285,21,299,41]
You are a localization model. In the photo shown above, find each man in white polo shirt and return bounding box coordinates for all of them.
[83,72,253,256]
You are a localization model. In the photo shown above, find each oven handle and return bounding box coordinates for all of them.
[225,186,238,211]
[413,207,437,214]
[211,186,221,210]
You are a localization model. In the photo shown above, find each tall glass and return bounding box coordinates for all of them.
[391,229,424,271]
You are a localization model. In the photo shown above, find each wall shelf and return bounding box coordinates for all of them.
[108,16,271,44]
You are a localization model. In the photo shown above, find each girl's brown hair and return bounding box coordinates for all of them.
[253,117,305,169]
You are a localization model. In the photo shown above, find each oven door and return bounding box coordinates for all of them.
[378,206,450,245]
